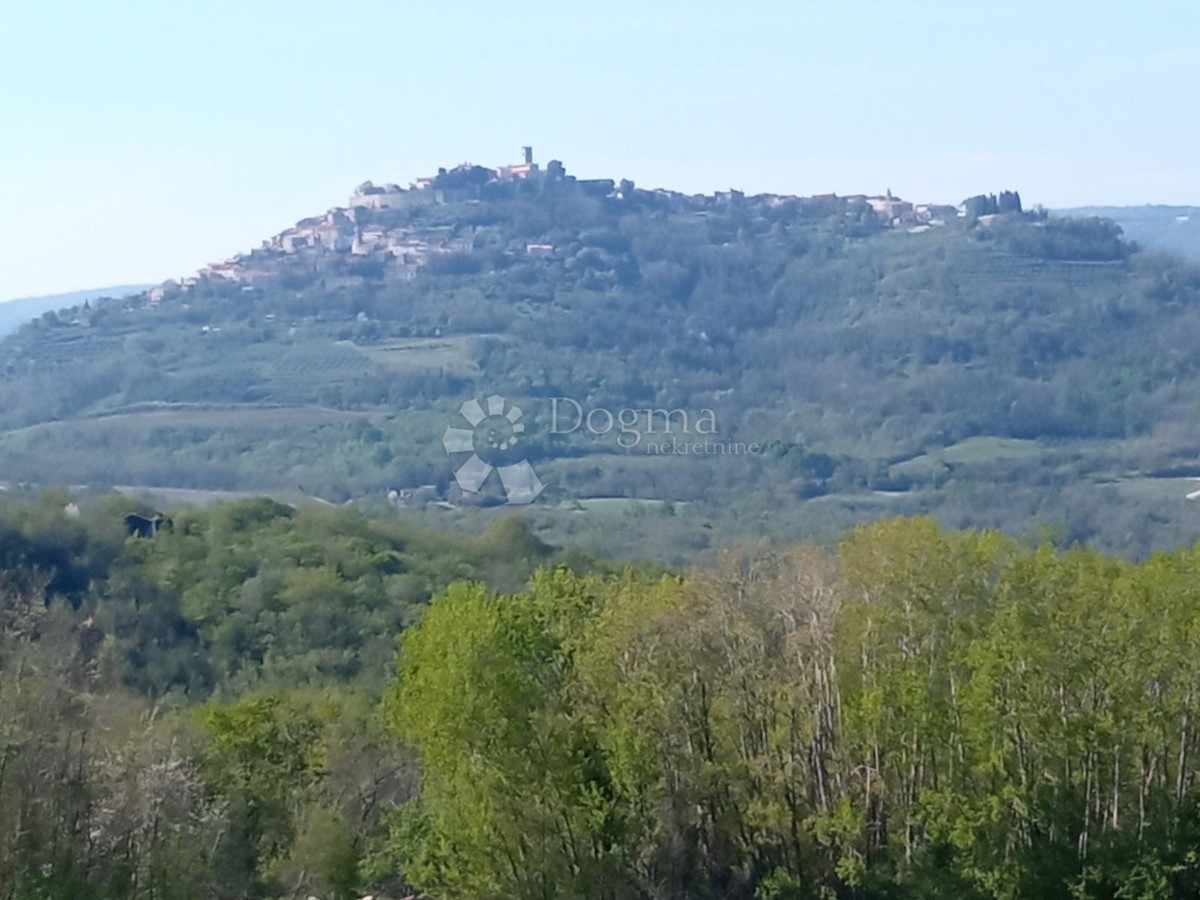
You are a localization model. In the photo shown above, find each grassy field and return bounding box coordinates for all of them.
[269,342,375,375]
[1105,476,1200,504]
[558,497,685,512]
[93,405,364,428]
[1,405,365,439]
[354,336,485,374]
[891,436,1044,476]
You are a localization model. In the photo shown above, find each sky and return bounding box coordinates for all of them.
[1,0,1198,301]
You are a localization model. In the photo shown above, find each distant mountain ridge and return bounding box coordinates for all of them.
[1056,205,1200,260]
[0,285,152,336]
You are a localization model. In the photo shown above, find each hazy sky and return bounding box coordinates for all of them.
[2,0,1197,300]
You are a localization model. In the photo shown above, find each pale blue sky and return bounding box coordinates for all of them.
[1,0,1197,300]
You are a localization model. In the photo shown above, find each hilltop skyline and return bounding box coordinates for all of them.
[3,0,1199,300]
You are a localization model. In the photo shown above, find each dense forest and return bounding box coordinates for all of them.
[5,493,1200,898]
[0,491,630,899]
[2,174,1200,560]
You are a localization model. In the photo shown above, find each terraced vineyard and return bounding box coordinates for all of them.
[354,335,484,374]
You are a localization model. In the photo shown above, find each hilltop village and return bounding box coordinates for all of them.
[148,148,966,301]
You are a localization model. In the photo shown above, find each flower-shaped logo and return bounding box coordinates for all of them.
[442,395,544,504]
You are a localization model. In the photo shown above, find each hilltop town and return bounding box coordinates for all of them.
[149,148,967,301]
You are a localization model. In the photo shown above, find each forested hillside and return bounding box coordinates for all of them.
[0,491,631,899]
[9,2,1198,898]
[6,493,1200,898]
[0,284,151,335]
[2,170,1200,560]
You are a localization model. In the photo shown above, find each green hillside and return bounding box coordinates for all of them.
[7,495,1200,898]
[0,284,152,335]
[2,171,1200,560]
